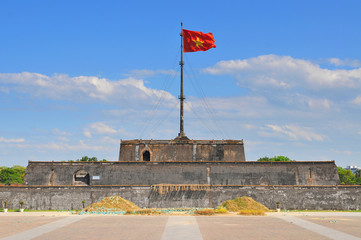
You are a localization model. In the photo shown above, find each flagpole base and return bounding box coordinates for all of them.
[174,133,190,142]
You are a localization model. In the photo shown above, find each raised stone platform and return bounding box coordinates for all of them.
[24,161,339,186]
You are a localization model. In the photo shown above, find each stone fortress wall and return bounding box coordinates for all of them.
[1,185,360,210]
[24,161,339,186]
[5,138,359,211]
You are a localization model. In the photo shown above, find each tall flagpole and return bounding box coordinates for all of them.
[177,22,187,140]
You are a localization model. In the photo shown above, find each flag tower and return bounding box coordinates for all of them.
[175,23,216,141]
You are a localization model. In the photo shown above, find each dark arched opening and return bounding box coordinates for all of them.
[143,150,150,161]
[74,170,90,186]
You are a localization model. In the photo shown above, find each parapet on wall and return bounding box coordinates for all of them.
[118,139,246,162]
[24,161,340,186]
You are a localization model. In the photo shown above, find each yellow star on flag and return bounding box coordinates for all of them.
[192,37,204,48]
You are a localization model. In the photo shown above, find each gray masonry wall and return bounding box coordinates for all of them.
[0,185,360,210]
[24,161,340,186]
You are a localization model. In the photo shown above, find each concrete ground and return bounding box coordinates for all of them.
[1,212,361,240]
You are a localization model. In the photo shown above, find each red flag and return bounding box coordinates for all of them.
[183,29,216,52]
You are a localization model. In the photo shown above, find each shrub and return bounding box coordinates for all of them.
[0,168,23,185]
[215,208,228,214]
[257,156,291,162]
[238,209,265,216]
[337,167,360,185]
[194,209,215,215]
[125,209,154,215]
[257,156,271,162]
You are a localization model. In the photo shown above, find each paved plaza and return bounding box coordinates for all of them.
[1,212,361,240]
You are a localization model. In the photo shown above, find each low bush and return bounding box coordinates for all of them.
[194,209,215,215]
[215,208,228,214]
[238,209,265,216]
[125,209,162,215]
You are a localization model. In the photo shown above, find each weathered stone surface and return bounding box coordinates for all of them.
[118,139,246,162]
[23,161,339,186]
[0,185,360,210]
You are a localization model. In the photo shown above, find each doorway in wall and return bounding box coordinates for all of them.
[74,170,90,185]
[143,150,150,161]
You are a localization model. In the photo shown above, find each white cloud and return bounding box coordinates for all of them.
[83,129,92,138]
[84,122,127,138]
[306,98,331,110]
[0,72,177,106]
[243,124,257,130]
[90,122,118,135]
[0,137,25,143]
[101,136,119,144]
[52,128,71,136]
[265,124,325,141]
[331,149,353,156]
[290,94,333,111]
[203,55,361,90]
[36,140,104,151]
[328,58,361,68]
[187,96,271,118]
[1,56,361,167]
[56,136,69,142]
[352,95,361,105]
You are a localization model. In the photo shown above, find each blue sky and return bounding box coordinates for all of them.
[1,0,361,167]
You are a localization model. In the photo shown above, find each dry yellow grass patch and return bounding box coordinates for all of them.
[194,209,215,215]
[83,196,140,213]
[220,196,269,212]
[238,209,266,216]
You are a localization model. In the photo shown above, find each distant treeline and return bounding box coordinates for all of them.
[0,165,26,185]
[257,156,292,162]
[66,156,108,162]
[337,167,361,185]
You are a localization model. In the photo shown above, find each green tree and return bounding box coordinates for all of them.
[337,167,357,185]
[355,169,361,179]
[79,156,90,162]
[257,156,291,162]
[354,169,361,184]
[11,165,26,177]
[272,156,291,162]
[78,156,98,162]
[68,156,107,162]
[257,156,271,162]
[0,168,23,185]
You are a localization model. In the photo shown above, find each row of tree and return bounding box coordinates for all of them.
[257,156,292,162]
[337,167,361,185]
[0,165,26,185]
[67,156,108,162]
